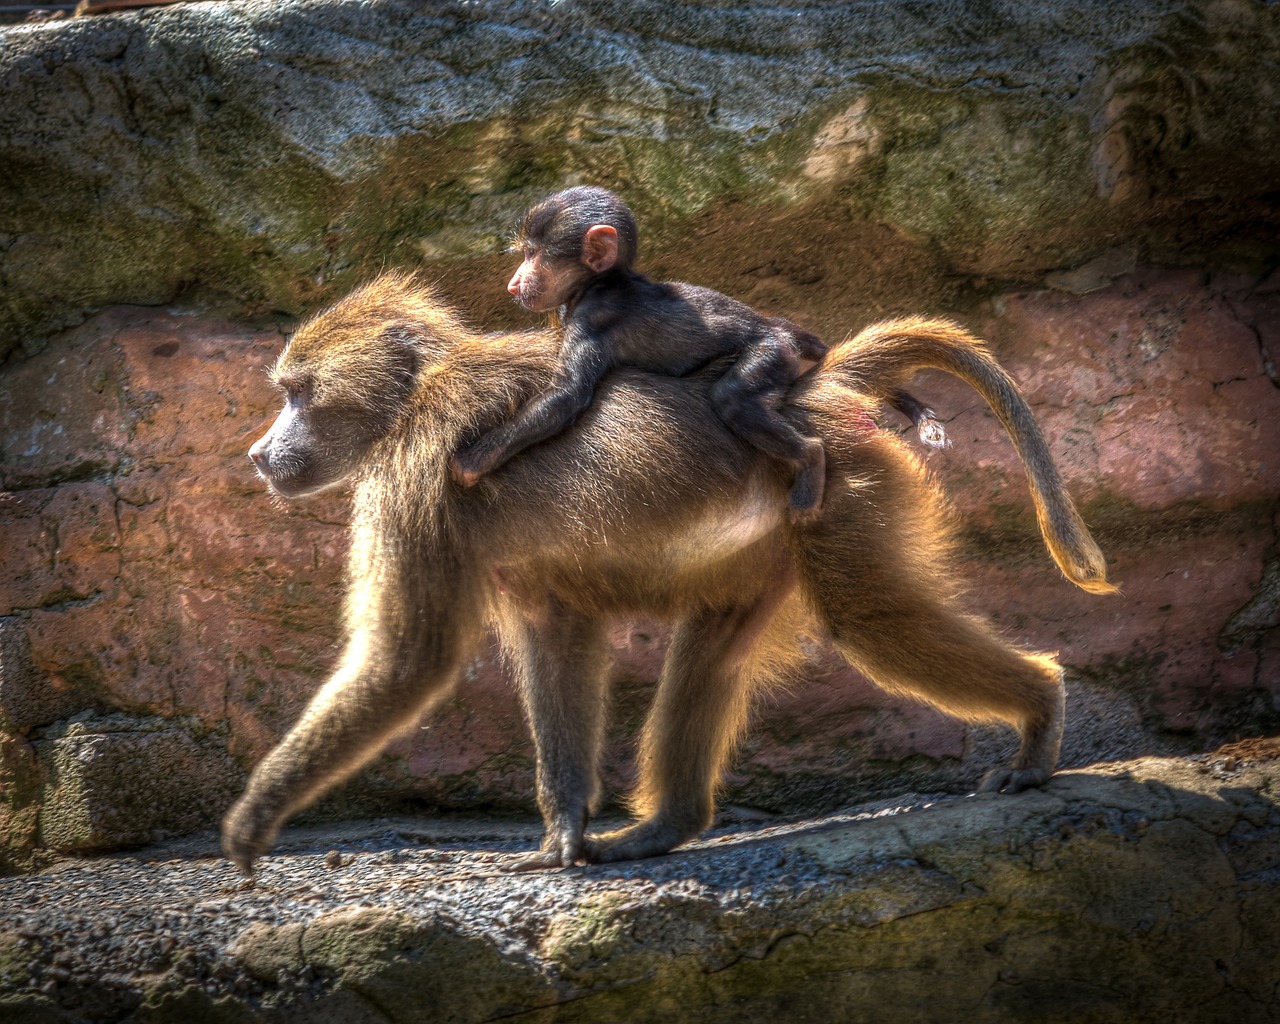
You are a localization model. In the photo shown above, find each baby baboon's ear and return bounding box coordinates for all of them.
[581,224,619,273]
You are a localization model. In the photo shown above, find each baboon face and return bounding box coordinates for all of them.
[507,186,636,313]
[248,323,418,497]
[506,246,582,313]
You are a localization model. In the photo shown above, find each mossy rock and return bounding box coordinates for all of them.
[2,0,1279,360]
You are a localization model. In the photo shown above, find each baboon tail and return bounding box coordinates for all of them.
[822,317,1117,595]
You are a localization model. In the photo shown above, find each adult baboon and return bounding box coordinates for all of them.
[225,272,1113,873]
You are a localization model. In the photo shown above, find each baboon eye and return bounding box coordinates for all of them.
[278,378,310,402]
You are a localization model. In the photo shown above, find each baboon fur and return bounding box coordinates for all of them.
[224,271,1113,872]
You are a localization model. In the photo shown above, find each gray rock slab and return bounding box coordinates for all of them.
[1,750,1277,1022]
[3,0,1279,359]
[32,712,243,852]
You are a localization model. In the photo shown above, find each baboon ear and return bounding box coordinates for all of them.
[582,225,619,273]
[377,325,422,390]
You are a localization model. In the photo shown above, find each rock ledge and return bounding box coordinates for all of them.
[2,745,1278,1023]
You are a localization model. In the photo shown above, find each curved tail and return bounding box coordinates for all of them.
[824,317,1116,595]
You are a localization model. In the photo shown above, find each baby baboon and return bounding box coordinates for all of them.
[226,272,1113,874]
[450,186,944,521]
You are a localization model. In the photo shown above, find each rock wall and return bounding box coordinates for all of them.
[1,0,1279,867]
[3,0,1279,360]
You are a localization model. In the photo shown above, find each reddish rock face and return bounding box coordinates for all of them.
[1,269,1277,859]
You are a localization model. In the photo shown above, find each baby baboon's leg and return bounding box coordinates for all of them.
[586,586,787,863]
[792,466,1064,791]
[502,597,612,869]
[710,347,826,521]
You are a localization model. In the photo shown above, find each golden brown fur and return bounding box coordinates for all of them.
[224,272,1113,872]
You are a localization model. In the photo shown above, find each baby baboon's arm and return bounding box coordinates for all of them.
[451,328,613,486]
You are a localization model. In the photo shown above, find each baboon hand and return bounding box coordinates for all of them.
[977,766,1051,795]
[220,794,282,876]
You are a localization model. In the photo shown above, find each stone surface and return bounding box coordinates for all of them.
[0,746,1276,1022]
[2,0,1280,361]
[32,712,242,852]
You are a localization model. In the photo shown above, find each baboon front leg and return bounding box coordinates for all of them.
[221,624,469,874]
[503,598,611,870]
[586,588,785,863]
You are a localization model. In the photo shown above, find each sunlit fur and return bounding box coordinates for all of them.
[821,318,1116,596]
[223,272,1113,873]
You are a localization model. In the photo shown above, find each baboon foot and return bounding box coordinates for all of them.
[787,500,823,526]
[508,828,585,871]
[584,819,698,863]
[786,473,825,525]
[978,766,1051,795]
[448,455,484,488]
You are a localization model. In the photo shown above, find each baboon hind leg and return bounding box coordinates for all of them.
[710,348,826,522]
[793,481,1064,792]
[586,588,786,863]
[502,597,611,869]
[843,598,1064,792]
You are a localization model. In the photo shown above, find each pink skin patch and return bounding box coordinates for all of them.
[849,408,878,434]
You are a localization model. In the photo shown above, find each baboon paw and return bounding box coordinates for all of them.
[507,848,575,871]
[787,501,824,527]
[508,831,584,871]
[978,767,1051,795]
[786,476,825,526]
[220,800,279,876]
[221,831,266,876]
[448,456,483,488]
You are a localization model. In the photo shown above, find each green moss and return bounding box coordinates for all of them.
[0,44,1125,360]
[0,995,64,1024]
[132,986,260,1024]
[299,907,552,1022]
[1078,492,1279,548]
[0,932,32,988]
[541,890,635,968]
[861,86,1098,269]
